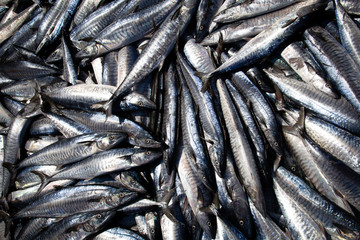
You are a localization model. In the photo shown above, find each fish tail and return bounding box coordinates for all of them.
[0,209,11,237]
[30,170,50,195]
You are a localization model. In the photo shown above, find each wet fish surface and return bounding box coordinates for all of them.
[0,0,360,239]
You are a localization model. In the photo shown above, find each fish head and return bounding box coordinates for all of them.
[41,81,69,93]
[145,212,159,240]
[131,150,162,166]
[114,171,147,194]
[232,198,253,238]
[106,188,138,207]
[96,133,126,150]
[120,92,156,111]
[82,211,115,233]
[130,135,162,149]
[46,48,62,63]
[209,144,225,177]
[75,42,99,58]
[197,211,217,239]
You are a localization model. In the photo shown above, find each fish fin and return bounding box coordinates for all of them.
[285,228,291,239]
[0,127,9,134]
[215,32,223,65]
[171,5,181,20]
[0,210,9,219]
[151,17,159,34]
[273,84,286,111]
[281,17,297,28]
[87,197,103,202]
[163,208,178,223]
[199,136,214,145]
[283,107,305,135]
[161,188,176,204]
[334,223,357,237]
[183,196,189,209]
[317,222,327,235]
[84,177,95,182]
[0,197,9,212]
[65,225,79,233]
[81,37,93,42]
[305,177,315,189]
[53,185,64,191]
[198,206,213,214]
[199,195,220,216]
[0,210,11,237]
[94,39,110,52]
[333,187,345,199]
[91,99,113,119]
[30,170,50,194]
[2,162,17,174]
[273,154,282,172]
[197,186,204,206]
[200,73,211,93]
[133,4,139,13]
[19,92,43,118]
[55,165,63,171]
[212,192,220,209]
[77,140,95,147]
[158,59,165,72]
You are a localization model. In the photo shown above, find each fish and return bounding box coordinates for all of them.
[201,0,328,86]
[0,4,37,45]
[217,78,266,216]
[14,185,137,218]
[304,26,360,112]
[18,132,125,169]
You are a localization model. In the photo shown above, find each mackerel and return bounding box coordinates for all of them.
[304,26,360,112]
[217,78,265,216]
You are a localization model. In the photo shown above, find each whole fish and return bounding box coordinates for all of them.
[202,0,327,87]
[100,8,183,114]
[304,26,360,112]
[14,185,137,218]
[18,132,125,169]
[217,78,266,216]
[0,4,37,45]
[76,0,180,58]
[274,174,327,240]
[275,166,360,239]
[214,0,301,23]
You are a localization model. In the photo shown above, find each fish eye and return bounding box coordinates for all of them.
[207,221,211,226]
[215,160,219,165]
[150,229,155,234]
[119,192,125,198]
[239,220,244,225]
[199,25,204,31]
[96,214,102,219]
[274,142,278,147]
[146,151,151,155]
[202,176,206,180]
[291,166,296,172]
[192,225,196,231]
[146,139,151,144]
[138,101,144,107]
[325,83,330,88]
[109,136,115,140]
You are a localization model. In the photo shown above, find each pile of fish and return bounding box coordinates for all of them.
[1,0,360,239]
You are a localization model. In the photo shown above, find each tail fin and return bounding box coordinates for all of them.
[30,170,51,195]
